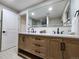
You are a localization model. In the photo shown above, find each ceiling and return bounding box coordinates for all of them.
[0,0,49,12]
[29,0,68,19]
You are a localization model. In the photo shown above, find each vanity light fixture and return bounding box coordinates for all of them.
[31,12,35,16]
[48,7,53,11]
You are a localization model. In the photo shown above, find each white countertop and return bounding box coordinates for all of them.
[19,32,79,39]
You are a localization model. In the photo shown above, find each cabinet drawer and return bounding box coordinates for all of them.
[32,37,47,45]
[32,47,46,58]
[33,37,45,41]
[32,42,47,48]
[32,43,46,51]
[31,43,46,58]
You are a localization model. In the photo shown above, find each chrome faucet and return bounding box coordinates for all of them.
[28,27,36,33]
[28,27,31,33]
[31,28,35,33]
[57,28,64,34]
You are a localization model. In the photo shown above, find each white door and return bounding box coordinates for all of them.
[1,9,19,51]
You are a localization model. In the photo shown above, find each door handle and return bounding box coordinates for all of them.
[22,36,25,42]
[2,31,6,33]
[60,42,66,51]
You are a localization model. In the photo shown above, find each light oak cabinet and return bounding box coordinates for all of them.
[18,35,33,53]
[18,35,49,59]
[49,38,79,59]
[31,36,49,59]
[63,39,79,59]
[49,38,62,59]
[18,35,79,59]
[18,35,26,50]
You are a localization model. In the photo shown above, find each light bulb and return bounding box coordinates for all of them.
[48,7,53,11]
[31,12,35,16]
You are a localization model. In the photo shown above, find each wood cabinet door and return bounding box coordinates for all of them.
[24,36,33,53]
[49,38,62,59]
[64,39,79,59]
[18,35,33,53]
[18,35,26,50]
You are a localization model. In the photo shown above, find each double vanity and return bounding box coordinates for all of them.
[18,0,79,59]
[18,34,79,59]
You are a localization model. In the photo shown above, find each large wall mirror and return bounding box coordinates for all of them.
[28,0,71,27]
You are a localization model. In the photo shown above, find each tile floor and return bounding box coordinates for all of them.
[0,47,23,59]
[0,54,23,59]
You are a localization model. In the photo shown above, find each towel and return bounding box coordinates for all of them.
[71,15,79,35]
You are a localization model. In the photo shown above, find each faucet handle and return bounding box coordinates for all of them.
[61,31,64,34]
[53,31,56,34]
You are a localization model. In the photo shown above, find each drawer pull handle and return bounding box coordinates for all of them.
[34,44,42,47]
[22,36,25,42]
[35,50,41,53]
[60,42,66,51]
[35,38,41,40]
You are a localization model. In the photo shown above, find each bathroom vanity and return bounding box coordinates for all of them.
[18,34,79,59]
[18,0,79,59]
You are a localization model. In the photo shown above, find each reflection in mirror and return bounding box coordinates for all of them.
[28,0,71,27]
[29,17,47,27]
